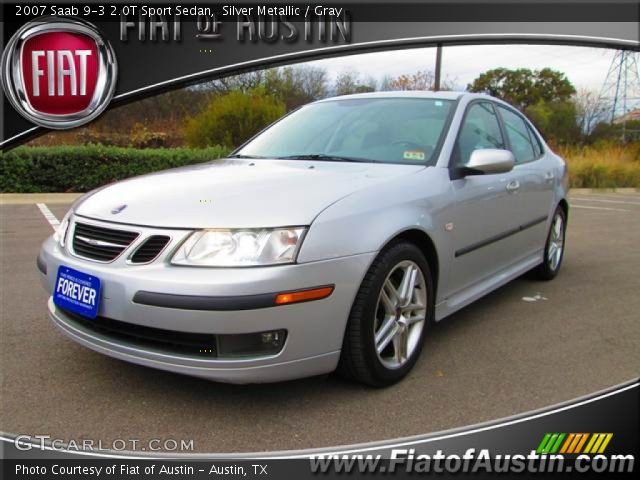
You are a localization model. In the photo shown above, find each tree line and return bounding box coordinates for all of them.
[33,64,633,149]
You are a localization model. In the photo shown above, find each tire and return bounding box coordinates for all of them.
[338,241,434,387]
[533,206,567,281]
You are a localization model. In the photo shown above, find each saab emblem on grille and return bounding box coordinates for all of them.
[111,204,127,214]
[75,235,125,248]
[1,17,118,129]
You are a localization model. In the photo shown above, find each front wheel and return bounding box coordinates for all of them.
[533,206,567,281]
[338,242,434,387]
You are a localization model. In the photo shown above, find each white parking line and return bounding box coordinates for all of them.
[571,194,640,201]
[571,197,640,206]
[571,204,630,212]
[36,203,60,230]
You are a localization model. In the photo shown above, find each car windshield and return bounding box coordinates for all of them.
[234,97,455,165]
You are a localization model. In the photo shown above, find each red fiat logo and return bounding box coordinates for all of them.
[22,32,99,115]
[1,17,117,129]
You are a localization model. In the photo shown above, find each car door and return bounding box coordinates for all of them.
[446,101,524,297]
[496,105,555,256]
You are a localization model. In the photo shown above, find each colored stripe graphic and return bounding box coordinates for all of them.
[586,433,613,454]
[574,433,589,453]
[569,433,587,453]
[559,433,575,453]
[542,433,613,455]
[536,433,565,454]
[583,434,599,454]
[543,434,559,454]
[545,434,559,454]
[590,434,606,453]
[536,433,552,454]
[592,434,605,453]
[549,433,565,454]
[597,434,613,454]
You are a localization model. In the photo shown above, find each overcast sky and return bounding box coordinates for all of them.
[306,44,618,93]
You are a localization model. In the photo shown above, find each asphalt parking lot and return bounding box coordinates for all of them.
[1,191,639,453]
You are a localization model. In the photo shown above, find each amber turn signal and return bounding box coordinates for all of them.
[275,286,334,305]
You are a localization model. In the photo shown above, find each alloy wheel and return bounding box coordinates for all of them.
[547,213,564,271]
[373,260,427,369]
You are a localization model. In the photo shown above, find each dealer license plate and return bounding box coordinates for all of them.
[53,266,101,319]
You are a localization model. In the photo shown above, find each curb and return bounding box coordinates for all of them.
[570,188,639,194]
[0,193,83,205]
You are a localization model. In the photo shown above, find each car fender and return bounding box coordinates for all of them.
[297,167,454,287]
[545,152,570,221]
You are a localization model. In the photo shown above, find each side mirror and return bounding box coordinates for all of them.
[464,149,515,176]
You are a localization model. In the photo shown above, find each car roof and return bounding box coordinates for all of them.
[314,90,468,103]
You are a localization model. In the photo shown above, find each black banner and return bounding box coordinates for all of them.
[2,1,639,148]
[2,380,638,478]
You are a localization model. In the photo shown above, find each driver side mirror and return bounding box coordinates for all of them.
[452,148,515,179]
[456,149,515,177]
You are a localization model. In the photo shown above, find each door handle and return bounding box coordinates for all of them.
[544,171,554,182]
[506,180,520,192]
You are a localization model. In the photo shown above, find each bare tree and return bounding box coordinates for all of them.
[382,70,454,91]
[333,70,376,96]
[195,65,329,110]
[264,66,329,109]
[199,71,265,94]
[298,66,330,101]
[573,88,608,135]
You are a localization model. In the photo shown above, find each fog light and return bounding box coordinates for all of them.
[261,332,275,344]
[217,329,287,358]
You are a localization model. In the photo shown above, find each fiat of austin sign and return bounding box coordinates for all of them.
[1,17,117,129]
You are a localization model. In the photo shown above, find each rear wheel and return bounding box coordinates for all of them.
[338,242,434,387]
[533,206,566,280]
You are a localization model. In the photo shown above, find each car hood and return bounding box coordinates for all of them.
[75,158,424,229]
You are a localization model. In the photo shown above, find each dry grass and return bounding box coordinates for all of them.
[559,142,640,188]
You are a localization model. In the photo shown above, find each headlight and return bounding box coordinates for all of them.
[171,227,307,267]
[53,211,72,247]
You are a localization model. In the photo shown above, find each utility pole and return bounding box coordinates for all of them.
[434,43,443,91]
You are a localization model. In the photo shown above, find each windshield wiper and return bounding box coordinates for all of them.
[227,154,266,159]
[275,154,369,163]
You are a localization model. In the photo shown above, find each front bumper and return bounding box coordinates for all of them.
[39,233,375,383]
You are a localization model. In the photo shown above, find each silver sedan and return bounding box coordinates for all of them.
[38,91,568,386]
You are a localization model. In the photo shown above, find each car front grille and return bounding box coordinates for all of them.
[72,222,139,262]
[130,235,171,264]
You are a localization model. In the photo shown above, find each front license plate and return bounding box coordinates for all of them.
[53,266,101,319]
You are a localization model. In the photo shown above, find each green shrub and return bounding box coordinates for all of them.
[185,89,285,148]
[526,100,581,145]
[4,142,639,193]
[0,145,229,193]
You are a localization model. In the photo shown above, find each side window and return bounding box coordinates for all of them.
[454,102,505,166]
[498,106,536,164]
[527,124,544,158]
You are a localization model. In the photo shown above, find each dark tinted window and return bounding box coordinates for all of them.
[454,102,505,166]
[498,106,536,164]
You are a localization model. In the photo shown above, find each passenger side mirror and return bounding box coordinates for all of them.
[464,149,515,175]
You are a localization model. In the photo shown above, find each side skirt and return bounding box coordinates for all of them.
[434,250,544,322]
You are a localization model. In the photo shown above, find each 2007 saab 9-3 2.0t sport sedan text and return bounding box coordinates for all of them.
[39,91,568,386]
